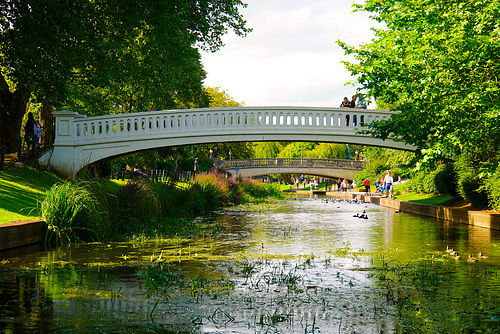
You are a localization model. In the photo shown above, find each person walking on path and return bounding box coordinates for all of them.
[384,171,394,198]
[363,179,370,194]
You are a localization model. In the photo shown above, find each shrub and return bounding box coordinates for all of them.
[454,157,489,209]
[192,171,247,206]
[481,166,500,211]
[40,172,284,244]
[459,179,489,209]
[434,163,458,195]
[41,181,103,245]
[404,169,438,194]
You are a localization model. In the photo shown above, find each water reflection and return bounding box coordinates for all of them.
[1,196,499,333]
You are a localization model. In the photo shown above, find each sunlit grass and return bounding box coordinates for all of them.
[395,192,453,205]
[0,165,62,224]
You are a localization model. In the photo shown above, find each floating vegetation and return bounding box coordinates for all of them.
[2,197,500,333]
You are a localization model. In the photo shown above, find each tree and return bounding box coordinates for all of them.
[337,0,500,166]
[188,86,253,160]
[0,0,251,152]
[206,86,244,107]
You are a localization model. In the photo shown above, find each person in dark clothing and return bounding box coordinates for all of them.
[340,97,350,108]
[350,95,357,108]
[24,112,35,151]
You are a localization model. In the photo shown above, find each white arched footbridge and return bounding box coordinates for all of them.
[220,158,365,180]
[39,106,414,178]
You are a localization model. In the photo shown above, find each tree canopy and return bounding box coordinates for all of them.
[337,0,500,166]
[0,0,251,151]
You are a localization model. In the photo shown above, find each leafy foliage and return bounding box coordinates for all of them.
[41,181,104,245]
[339,0,500,207]
[253,142,347,159]
[338,1,500,162]
[454,156,489,208]
[434,163,458,196]
[1,0,251,150]
[481,166,500,211]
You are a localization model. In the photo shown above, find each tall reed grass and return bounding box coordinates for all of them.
[40,174,280,244]
[41,181,103,246]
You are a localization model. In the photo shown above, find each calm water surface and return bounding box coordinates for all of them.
[1,196,500,333]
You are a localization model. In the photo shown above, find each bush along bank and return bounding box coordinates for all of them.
[40,172,281,246]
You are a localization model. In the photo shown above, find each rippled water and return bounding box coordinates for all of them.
[1,196,499,333]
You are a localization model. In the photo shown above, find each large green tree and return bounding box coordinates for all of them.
[0,0,250,152]
[338,0,500,166]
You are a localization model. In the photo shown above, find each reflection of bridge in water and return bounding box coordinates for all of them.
[220,158,364,179]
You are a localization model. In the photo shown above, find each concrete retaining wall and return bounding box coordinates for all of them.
[0,220,45,251]
[2,193,499,253]
[326,192,500,231]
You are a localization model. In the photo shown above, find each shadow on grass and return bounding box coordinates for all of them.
[0,165,62,221]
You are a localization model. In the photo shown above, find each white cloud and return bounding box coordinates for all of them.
[201,0,378,107]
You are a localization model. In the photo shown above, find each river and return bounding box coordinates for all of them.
[1,195,499,333]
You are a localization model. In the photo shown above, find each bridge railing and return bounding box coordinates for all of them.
[220,158,365,170]
[53,107,397,146]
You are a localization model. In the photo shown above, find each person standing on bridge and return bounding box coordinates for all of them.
[349,95,357,108]
[340,97,350,108]
[356,97,368,109]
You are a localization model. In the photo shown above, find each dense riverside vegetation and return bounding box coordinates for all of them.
[338,0,500,210]
[1,1,251,152]
[40,171,280,246]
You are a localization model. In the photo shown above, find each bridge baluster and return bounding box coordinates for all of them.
[47,107,408,178]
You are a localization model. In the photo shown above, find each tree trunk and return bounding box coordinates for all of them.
[0,77,29,153]
[39,101,54,148]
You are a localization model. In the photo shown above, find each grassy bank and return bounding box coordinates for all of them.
[0,165,62,224]
[1,165,466,229]
[1,165,282,244]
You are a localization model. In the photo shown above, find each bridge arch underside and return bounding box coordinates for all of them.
[226,167,358,180]
[77,132,411,172]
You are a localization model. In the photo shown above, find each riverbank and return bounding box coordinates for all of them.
[3,189,499,252]
[2,165,500,253]
[323,191,500,231]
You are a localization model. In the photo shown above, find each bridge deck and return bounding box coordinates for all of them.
[40,106,413,178]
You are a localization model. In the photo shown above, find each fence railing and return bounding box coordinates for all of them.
[220,158,365,170]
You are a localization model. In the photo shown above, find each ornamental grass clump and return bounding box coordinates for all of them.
[41,180,103,246]
[192,171,244,206]
[193,172,230,206]
[116,179,161,231]
[238,177,281,199]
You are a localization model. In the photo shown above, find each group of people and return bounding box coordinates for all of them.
[340,95,368,109]
[373,170,395,198]
[336,178,357,192]
[24,112,42,151]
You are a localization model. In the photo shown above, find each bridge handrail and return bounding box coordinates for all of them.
[53,107,398,146]
[220,158,365,169]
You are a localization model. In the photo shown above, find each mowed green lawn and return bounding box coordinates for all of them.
[0,165,62,225]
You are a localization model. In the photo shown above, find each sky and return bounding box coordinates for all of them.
[200,0,378,108]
